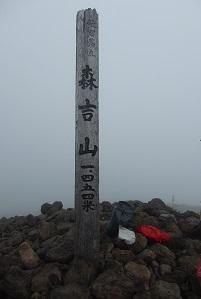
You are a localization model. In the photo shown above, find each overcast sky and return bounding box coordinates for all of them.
[0,0,201,216]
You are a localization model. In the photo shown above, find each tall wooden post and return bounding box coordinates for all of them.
[75,8,99,265]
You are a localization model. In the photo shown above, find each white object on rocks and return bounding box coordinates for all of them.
[118,225,136,245]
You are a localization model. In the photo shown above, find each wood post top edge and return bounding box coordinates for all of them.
[77,8,98,17]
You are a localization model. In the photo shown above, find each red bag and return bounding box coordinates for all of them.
[197,258,201,280]
[136,225,171,242]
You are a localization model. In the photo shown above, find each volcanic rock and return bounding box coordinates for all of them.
[64,259,96,286]
[91,269,137,299]
[125,261,151,290]
[131,233,148,254]
[151,279,182,299]
[19,242,40,269]
[0,198,201,298]
[31,263,62,292]
[112,248,135,264]
[0,266,32,299]
[150,243,176,267]
[41,201,63,216]
[50,283,91,299]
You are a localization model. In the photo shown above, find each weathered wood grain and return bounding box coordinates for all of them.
[75,8,99,265]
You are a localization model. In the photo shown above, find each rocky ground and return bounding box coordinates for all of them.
[0,198,201,298]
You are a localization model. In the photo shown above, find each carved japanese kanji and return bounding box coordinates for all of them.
[75,8,99,266]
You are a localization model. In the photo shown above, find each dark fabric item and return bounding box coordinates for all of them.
[115,201,134,226]
[107,208,119,238]
[136,225,171,242]
[107,201,133,238]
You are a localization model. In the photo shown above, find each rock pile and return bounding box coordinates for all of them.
[0,198,201,298]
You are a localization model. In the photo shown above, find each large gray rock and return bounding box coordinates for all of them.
[143,198,171,217]
[147,198,167,209]
[41,201,63,216]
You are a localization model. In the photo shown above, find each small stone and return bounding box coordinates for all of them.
[31,263,62,292]
[177,255,200,274]
[26,214,39,227]
[150,243,175,267]
[165,222,182,237]
[159,213,177,223]
[125,261,151,290]
[129,212,159,229]
[64,259,96,286]
[132,233,148,254]
[39,221,56,241]
[19,242,40,269]
[41,202,52,215]
[179,217,200,234]
[91,269,137,299]
[159,264,172,276]
[100,201,112,220]
[148,198,167,209]
[28,229,39,241]
[151,280,182,299]
[133,291,152,299]
[50,283,90,299]
[135,249,156,264]
[31,292,41,299]
[57,223,74,233]
[45,238,74,263]
[41,201,63,216]
[112,248,135,264]
[8,231,25,247]
[102,258,124,272]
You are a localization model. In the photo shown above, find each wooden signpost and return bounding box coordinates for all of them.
[75,8,99,265]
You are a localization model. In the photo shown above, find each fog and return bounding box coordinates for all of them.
[0,0,201,216]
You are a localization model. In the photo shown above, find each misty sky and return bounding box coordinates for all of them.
[0,0,201,216]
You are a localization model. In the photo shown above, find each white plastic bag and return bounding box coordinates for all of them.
[118,225,136,245]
